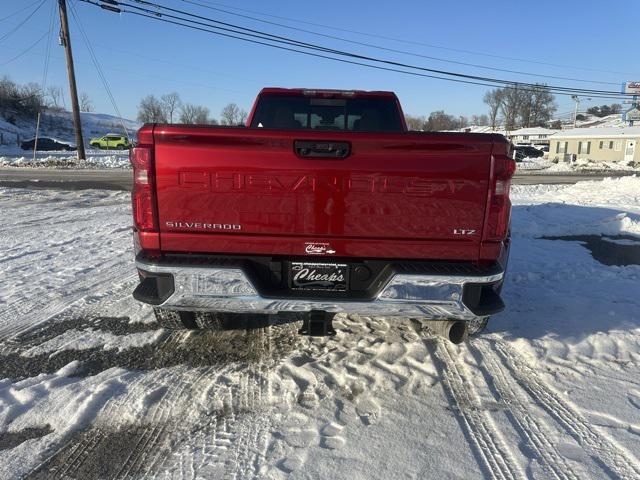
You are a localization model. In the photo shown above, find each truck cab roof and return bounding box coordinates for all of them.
[258,87,399,99]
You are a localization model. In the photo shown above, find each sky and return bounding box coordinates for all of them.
[1,0,639,123]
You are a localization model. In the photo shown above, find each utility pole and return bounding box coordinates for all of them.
[58,0,85,160]
[571,95,580,128]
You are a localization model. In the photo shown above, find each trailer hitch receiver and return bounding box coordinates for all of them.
[299,310,336,337]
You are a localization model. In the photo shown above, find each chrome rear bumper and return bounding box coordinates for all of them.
[135,259,505,320]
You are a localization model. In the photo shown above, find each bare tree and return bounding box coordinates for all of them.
[483,89,503,130]
[79,92,94,112]
[0,76,19,115]
[484,84,556,130]
[46,86,64,110]
[238,109,248,125]
[179,103,196,123]
[404,114,426,131]
[500,85,526,131]
[192,106,210,124]
[161,92,181,123]
[471,114,489,126]
[0,77,44,118]
[220,103,242,125]
[527,84,556,127]
[179,103,210,124]
[425,110,464,131]
[137,95,167,123]
[20,82,45,117]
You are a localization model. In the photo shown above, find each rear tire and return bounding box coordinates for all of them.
[467,316,489,336]
[153,308,198,330]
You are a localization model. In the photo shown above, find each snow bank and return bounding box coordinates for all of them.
[511,176,640,237]
[518,157,640,173]
[0,150,130,169]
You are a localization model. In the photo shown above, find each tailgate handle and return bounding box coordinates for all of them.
[294,140,351,159]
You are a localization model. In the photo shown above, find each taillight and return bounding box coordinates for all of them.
[130,147,158,231]
[484,154,516,241]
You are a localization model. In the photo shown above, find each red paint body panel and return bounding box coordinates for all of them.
[134,90,511,263]
[159,233,481,260]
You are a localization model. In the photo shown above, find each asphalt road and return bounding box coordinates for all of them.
[0,167,636,190]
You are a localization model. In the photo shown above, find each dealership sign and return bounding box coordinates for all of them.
[624,81,640,94]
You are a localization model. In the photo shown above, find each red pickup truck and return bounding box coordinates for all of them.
[131,88,513,343]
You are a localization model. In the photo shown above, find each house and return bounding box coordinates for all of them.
[507,127,556,146]
[548,127,640,163]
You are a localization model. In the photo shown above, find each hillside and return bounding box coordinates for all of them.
[449,113,627,135]
[573,113,625,128]
[0,110,140,146]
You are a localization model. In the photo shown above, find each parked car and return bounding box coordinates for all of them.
[20,137,76,151]
[130,88,514,343]
[533,144,549,153]
[513,145,544,161]
[89,134,131,150]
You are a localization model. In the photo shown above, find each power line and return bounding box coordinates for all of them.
[31,0,58,162]
[0,37,248,97]
[134,10,631,100]
[0,0,43,23]
[185,0,639,77]
[0,29,49,66]
[177,0,619,87]
[67,0,130,139]
[81,0,633,100]
[117,0,633,97]
[0,0,46,44]
[40,0,57,94]
[123,9,520,92]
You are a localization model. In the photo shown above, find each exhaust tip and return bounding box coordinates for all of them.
[425,320,469,344]
[448,321,468,344]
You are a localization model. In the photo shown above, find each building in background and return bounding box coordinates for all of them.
[549,127,640,164]
[507,127,557,147]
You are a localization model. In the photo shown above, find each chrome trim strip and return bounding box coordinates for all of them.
[135,260,504,320]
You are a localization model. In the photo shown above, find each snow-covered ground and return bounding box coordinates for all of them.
[518,156,640,173]
[456,113,627,135]
[1,178,639,479]
[0,147,130,169]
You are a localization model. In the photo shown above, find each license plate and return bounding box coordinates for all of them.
[290,262,348,292]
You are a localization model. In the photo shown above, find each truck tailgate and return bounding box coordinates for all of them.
[153,127,494,260]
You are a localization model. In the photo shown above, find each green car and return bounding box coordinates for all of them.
[89,134,131,150]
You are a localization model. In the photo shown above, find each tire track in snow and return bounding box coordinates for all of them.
[0,188,133,341]
[0,255,134,336]
[471,341,581,480]
[230,326,275,480]
[27,324,289,479]
[433,340,525,480]
[153,326,277,480]
[492,340,640,480]
[0,259,134,342]
[115,360,211,478]
[0,278,141,355]
[27,334,183,479]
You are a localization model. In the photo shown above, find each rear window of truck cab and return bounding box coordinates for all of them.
[250,94,404,132]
